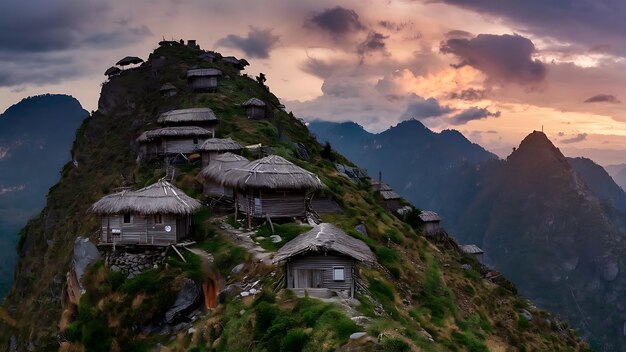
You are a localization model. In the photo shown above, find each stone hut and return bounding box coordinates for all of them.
[89,180,201,246]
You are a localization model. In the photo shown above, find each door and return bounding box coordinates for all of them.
[293,269,323,288]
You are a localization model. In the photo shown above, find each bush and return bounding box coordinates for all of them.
[255,302,279,339]
[65,321,82,342]
[518,315,530,330]
[451,331,488,352]
[120,269,161,294]
[281,328,310,352]
[381,338,411,352]
[82,319,112,352]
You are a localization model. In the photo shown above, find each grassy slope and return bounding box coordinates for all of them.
[0,44,590,351]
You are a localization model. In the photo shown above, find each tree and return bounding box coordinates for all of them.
[321,142,334,161]
[256,73,268,90]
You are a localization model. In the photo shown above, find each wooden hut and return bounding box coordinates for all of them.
[116,56,143,68]
[187,68,222,92]
[157,108,218,132]
[197,138,243,166]
[213,155,323,226]
[419,211,443,238]
[159,83,177,97]
[242,98,267,119]
[197,152,249,199]
[273,223,376,298]
[89,180,201,246]
[137,126,212,160]
[459,244,484,263]
[104,66,121,78]
[372,181,402,211]
[222,56,248,72]
[198,52,217,62]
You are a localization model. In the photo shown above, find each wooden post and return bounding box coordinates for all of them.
[234,192,239,221]
[247,189,253,230]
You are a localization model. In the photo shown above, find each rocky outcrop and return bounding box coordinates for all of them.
[165,278,202,324]
[104,250,165,279]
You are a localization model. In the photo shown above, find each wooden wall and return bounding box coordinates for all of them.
[236,189,306,218]
[424,222,441,236]
[189,77,217,92]
[164,137,206,154]
[246,106,266,119]
[100,213,190,246]
[203,180,235,199]
[285,254,356,297]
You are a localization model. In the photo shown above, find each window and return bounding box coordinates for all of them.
[333,267,345,281]
[193,138,199,144]
[154,214,163,224]
[123,213,131,224]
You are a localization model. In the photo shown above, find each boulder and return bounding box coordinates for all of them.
[520,309,533,321]
[355,224,368,237]
[165,279,202,324]
[217,284,240,304]
[350,332,367,340]
[231,263,245,275]
[270,235,282,243]
[72,237,101,291]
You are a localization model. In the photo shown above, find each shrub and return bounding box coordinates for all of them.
[381,337,411,352]
[281,328,310,352]
[451,331,488,352]
[65,321,82,342]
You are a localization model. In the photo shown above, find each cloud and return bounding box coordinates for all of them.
[358,31,389,61]
[449,88,486,101]
[440,34,546,86]
[306,6,364,37]
[445,30,473,39]
[584,94,620,104]
[401,96,454,120]
[449,107,500,125]
[216,27,280,59]
[561,133,588,144]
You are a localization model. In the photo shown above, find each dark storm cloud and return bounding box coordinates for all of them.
[561,133,588,144]
[449,88,487,101]
[358,31,389,60]
[0,54,83,87]
[440,0,626,57]
[445,30,473,39]
[401,96,454,120]
[440,34,546,85]
[584,94,621,104]
[216,27,280,59]
[306,6,364,37]
[449,107,500,125]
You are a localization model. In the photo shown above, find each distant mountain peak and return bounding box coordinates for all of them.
[509,130,564,162]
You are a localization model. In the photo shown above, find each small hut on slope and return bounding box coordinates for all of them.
[459,244,484,263]
[187,68,222,92]
[157,108,219,132]
[242,98,267,119]
[419,211,442,238]
[273,223,376,298]
[89,180,201,246]
[159,83,177,97]
[197,138,243,166]
[137,126,212,160]
[221,56,248,72]
[213,155,323,225]
[197,152,249,199]
[372,181,402,211]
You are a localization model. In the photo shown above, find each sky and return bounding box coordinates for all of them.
[2,0,626,165]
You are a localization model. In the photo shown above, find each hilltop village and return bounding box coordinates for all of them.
[0,39,590,351]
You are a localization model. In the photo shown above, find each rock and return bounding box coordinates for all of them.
[111,265,120,272]
[217,284,240,304]
[351,316,373,328]
[240,309,246,315]
[249,288,258,295]
[520,309,533,321]
[269,235,282,243]
[72,237,101,291]
[240,291,250,297]
[350,332,367,340]
[461,264,472,270]
[231,263,245,275]
[9,335,17,352]
[355,223,368,237]
[188,327,197,334]
[165,278,202,324]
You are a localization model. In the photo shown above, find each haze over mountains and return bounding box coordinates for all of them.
[311,120,626,350]
[0,95,87,297]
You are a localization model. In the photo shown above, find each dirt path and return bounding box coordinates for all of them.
[212,216,273,265]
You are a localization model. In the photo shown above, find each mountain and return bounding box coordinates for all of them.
[0,95,87,298]
[606,163,626,191]
[309,119,497,218]
[0,44,589,351]
[568,157,626,212]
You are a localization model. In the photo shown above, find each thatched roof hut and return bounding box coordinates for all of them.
[419,211,441,222]
[90,180,201,215]
[197,138,243,153]
[222,56,248,70]
[217,155,323,190]
[187,68,223,92]
[274,223,375,264]
[104,66,121,77]
[157,108,218,126]
[198,152,249,180]
[159,83,177,97]
[137,126,213,142]
[242,98,266,107]
[459,244,484,255]
[187,68,222,78]
[242,98,267,119]
[116,56,144,66]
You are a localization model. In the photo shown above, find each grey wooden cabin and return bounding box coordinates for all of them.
[187,68,222,92]
[242,98,267,119]
[372,181,402,211]
[89,180,201,246]
[419,211,443,238]
[197,152,249,199]
[157,108,219,133]
[273,223,376,298]
[159,83,177,97]
[459,244,484,264]
[197,138,243,167]
[137,126,212,160]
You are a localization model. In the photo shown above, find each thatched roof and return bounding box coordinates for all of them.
[137,126,212,142]
[116,56,143,66]
[419,211,441,222]
[89,180,201,215]
[273,223,376,264]
[157,108,217,124]
[197,152,249,180]
[215,155,323,190]
[159,83,177,92]
[242,98,266,107]
[104,66,121,76]
[380,190,401,200]
[187,68,222,77]
[197,138,243,152]
[459,244,484,255]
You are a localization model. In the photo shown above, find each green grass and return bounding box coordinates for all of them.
[200,234,249,277]
[253,222,312,251]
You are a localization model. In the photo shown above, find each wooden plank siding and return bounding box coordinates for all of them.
[189,77,217,92]
[140,137,210,160]
[285,254,356,298]
[201,151,220,167]
[236,190,307,218]
[203,180,235,199]
[246,106,266,119]
[100,213,190,246]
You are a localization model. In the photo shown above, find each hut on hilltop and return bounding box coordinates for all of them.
[198,52,216,62]
[104,66,121,78]
[157,108,219,132]
[187,68,222,92]
[213,155,323,226]
[197,152,249,199]
[137,126,212,160]
[159,83,178,97]
[222,56,248,72]
[116,56,144,68]
[273,223,376,298]
[419,211,443,238]
[197,137,243,166]
[371,181,402,211]
[242,98,267,119]
[89,180,201,246]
